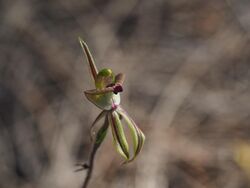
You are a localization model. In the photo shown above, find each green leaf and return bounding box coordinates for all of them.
[108,111,130,161]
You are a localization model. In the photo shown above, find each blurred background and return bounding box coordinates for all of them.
[1,0,250,187]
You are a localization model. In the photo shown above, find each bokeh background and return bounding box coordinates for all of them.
[1,0,250,187]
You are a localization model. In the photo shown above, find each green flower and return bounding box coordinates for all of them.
[79,38,145,163]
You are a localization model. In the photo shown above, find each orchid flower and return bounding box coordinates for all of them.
[79,38,145,163]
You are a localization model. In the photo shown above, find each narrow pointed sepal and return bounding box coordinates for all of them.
[79,37,98,82]
[108,111,130,161]
[117,106,145,162]
[90,110,107,141]
[95,116,109,145]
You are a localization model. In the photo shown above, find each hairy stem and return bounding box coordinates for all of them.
[82,116,109,188]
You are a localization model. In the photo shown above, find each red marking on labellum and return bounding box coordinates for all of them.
[113,84,123,94]
[106,83,123,94]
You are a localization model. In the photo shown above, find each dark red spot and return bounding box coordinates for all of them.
[113,84,123,94]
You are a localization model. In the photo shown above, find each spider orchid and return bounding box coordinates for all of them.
[79,38,145,163]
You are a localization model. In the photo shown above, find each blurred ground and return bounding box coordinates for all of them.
[1,0,250,188]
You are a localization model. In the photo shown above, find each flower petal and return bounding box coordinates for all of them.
[117,106,145,162]
[84,89,120,110]
[95,116,109,145]
[108,111,130,161]
[79,37,98,83]
[84,88,114,95]
[115,73,125,86]
[90,110,107,141]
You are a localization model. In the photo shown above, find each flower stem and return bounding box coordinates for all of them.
[81,143,98,188]
[82,116,109,188]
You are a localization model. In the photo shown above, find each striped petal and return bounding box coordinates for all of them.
[79,37,98,83]
[117,106,145,162]
[108,111,130,161]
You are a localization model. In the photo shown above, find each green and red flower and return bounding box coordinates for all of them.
[79,38,145,163]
